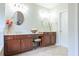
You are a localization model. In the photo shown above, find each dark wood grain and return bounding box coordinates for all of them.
[4,32,56,56]
[40,32,56,47]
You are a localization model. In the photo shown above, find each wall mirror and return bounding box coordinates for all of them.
[15,11,24,25]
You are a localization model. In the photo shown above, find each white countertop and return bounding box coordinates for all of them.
[4,31,56,35]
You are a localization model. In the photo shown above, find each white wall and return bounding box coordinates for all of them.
[51,4,68,47]
[78,4,79,56]
[0,3,5,54]
[5,3,57,35]
[68,3,78,56]
[51,3,78,56]
[5,4,39,34]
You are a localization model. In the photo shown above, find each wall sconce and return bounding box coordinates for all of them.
[8,3,29,13]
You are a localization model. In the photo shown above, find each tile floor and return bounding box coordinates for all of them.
[15,45,68,56]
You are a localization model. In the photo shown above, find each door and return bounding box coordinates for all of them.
[58,11,68,47]
[5,39,20,55]
[21,38,33,52]
[50,32,56,45]
[41,32,50,47]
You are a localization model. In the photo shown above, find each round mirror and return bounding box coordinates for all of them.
[15,11,24,25]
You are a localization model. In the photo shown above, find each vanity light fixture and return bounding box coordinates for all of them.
[8,3,29,13]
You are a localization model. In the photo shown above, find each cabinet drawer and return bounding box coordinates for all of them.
[4,36,14,40]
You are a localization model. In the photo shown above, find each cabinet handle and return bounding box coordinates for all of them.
[7,37,12,39]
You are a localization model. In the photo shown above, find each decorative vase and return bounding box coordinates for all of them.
[6,18,13,27]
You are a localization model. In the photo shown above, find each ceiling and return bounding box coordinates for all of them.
[36,3,59,9]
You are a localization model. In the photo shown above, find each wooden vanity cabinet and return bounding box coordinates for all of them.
[41,32,56,47]
[4,35,33,56]
[21,36,33,52]
[4,32,56,56]
[4,36,20,56]
[41,32,51,47]
[50,32,56,45]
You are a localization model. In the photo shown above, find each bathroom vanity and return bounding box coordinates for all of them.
[4,32,56,56]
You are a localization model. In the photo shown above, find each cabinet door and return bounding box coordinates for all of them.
[21,39,33,52]
[50,32,56,45]
[4,39,20,56]
[41,33,51,47]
